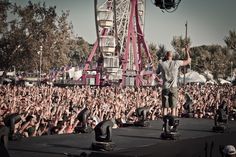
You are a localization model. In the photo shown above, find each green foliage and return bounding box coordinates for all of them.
[224,30,236,50]
[170,34,235,78]
[69,37,91,66]
[0,0,10,34]
[0,1,91,72]
[148,43,158,68]
[156,44,166,61]
[191,45,232,78]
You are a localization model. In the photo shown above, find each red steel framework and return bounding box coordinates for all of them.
[82,0,153,87]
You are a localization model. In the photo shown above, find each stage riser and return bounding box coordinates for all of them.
[109,132,236,157]
[7,119,236,157]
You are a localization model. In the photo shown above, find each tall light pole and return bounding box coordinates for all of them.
[37,46,43,86]
[184,21,188,85]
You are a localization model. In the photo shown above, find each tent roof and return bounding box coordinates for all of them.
[218,78,232,85]
[179,71,206,83]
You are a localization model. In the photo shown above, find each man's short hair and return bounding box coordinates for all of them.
[166,51,172,56]
[164,51,173,60]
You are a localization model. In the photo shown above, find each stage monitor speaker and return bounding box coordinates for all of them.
[92,120,115,151]
[0,143,10,157]
[0,126,10,157]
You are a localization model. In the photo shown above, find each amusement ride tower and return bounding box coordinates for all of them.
[82,0,181,86]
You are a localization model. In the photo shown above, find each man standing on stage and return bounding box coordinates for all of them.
[157,47,191,117]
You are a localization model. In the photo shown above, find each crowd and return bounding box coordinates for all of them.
[0,84,236,138]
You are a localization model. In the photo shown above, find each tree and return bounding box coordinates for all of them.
[0,0,11,34]
[224,30,236,76]
[156,44,166,61]
[69,37,92,66]
[148,43,158,68]
[224,30,236,50]
[0,1,76,71]
[190,45,231,79]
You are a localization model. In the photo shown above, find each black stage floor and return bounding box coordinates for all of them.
[7,118,236,157]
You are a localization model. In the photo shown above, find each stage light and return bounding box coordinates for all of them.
[3,113,21,140]
[183,92,194,118]
[76,108,93,133]
[134,107,150,127]
[92,120,115,151]
[160,114,180,140]
[0,125,10,157]
[136,107,149,121]
[212,101,229,133]
[153,0,181,12]
[0,126,9,149]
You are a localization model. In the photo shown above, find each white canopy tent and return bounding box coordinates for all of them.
[206,80,218,85]
[67,67,83,80]
[0,71,4,77]
[204,70,214,80]
[226,76,235,82]
[218,78,232,85]
[179,71,206,84]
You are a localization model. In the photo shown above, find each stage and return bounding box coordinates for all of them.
[8,118,236,157]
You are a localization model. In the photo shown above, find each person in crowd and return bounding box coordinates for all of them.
[0,83,235,138]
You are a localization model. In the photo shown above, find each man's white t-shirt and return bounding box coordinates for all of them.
[157,60,183,89]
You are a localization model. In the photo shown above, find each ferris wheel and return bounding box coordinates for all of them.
[82,0,181,86]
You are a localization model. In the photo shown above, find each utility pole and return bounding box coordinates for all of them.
[183,21,188,85]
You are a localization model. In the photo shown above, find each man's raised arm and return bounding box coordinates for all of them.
[182,46,191,66]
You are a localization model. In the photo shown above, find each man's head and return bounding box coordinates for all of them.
[165,51,173,60]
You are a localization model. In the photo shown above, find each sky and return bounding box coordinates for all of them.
[9,0,236,50]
